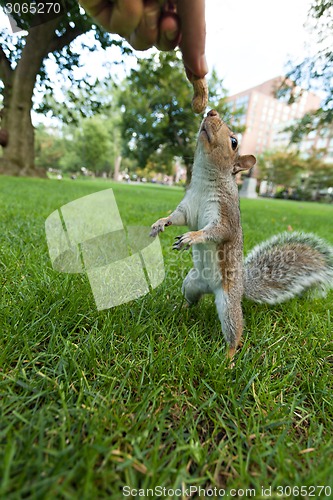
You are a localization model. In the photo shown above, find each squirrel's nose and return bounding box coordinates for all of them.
[207,109,219,118]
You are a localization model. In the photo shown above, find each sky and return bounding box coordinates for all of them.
[0,0,314,96]
[205,0,313,95]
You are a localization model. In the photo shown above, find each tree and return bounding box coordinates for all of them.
[119,51,242,181]
[32,76,124,176]
[257,147,333,202]
[0,0,126,176]
[39,76,117,126]
[303,150,333,195]
[277,0,332,141]
[59,116,115,175]
[35,124,64,171]
[55,79,123,176]
[257,150,306,188]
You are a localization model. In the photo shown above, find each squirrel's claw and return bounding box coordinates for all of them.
[173,230,205,250]
[173,234,192,251]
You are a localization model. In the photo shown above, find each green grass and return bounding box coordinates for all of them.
[1,176,333,499]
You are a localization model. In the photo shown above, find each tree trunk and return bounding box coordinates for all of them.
[0,83,38,176]
[0,18,60,176]
[113,155,122,180]
[185,162,192,185]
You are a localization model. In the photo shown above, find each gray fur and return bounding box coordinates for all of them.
[244,231,333,304]
[151,110,333,357]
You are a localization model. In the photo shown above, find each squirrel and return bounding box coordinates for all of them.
[150,109,333,359]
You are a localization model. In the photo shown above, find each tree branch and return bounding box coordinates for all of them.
[46,25,89,55]
[0,45,13,85]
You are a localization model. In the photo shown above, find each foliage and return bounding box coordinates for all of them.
[58,114,120,175]
[258,147,333,201]
[0,0,130,175]
[119,51,197,172]
[303,150,333,191]
[119,51,242,174]
[84,117,110,174]
[277,0,333,140]
[35,124,64,171]
[1,176,333,496]
[0,0,127,90]
[0,0,127,68]
[257,150,306,187]
[38,78,116,125]
[34,102,123,176]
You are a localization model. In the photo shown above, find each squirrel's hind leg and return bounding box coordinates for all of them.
[182,268,210,305]
[214,287,243,360]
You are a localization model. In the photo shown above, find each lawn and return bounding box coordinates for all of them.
[1,176,333,499]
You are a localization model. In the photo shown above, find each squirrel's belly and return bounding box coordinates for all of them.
[192,242,222,291]
[198,202,220,230]
[186,194,220,230]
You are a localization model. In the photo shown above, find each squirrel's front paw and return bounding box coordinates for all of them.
[150,218,171,237]
[173,232,194,250]
[173,231,205,250]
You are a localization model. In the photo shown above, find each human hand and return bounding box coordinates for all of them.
[79,0,207,79]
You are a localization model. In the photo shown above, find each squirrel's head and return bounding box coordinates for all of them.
[196,110,256,175]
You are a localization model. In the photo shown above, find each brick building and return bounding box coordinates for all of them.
[227,76,332,160]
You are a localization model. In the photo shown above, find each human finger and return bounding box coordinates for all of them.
[127,1,161,51]
[177,0,207,78]
[79,0,144,38]
[109,0,144,37]
[79,0,111,17]
[156,12,181,51]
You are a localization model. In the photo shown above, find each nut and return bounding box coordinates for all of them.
[191,77,208,114]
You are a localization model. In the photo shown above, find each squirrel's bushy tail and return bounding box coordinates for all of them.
[243,232,333,304]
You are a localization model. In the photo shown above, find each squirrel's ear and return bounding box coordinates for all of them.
[233,154,256,175]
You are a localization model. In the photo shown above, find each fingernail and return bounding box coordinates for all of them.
[146,10,158,30]
[165,29,178,41]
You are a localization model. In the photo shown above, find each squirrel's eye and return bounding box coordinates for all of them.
[230,137,238,150]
